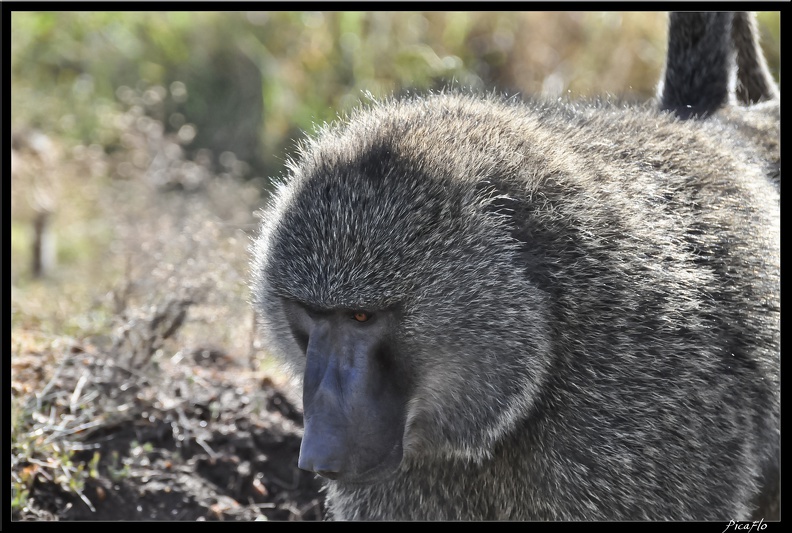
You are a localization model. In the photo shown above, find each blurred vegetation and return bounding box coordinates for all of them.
[9,11,780,520]
[11,12,781,179]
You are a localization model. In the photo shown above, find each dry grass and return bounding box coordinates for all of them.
[10,86,319,521]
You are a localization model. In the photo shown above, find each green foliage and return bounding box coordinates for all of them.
[10,394,101,516]
[12,11,779,181]
[107,451,132,483]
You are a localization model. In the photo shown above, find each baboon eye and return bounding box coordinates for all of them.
[352,311,371,322]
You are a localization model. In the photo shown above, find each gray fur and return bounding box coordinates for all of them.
[251,14,779,521]
[732,12,779,105]
[658,12,779,119]
[659,12,734,118]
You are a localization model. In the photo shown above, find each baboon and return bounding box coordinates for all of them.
[731,12,779,105]
[659,12,779,117]
[251,12,779,520]
[658,11,780,188]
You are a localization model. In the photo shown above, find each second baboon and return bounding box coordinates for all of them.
[251,12,779,520]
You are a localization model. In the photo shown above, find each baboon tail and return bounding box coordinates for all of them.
[658,12,778,120]
[659,12,734,119]
[732,12,779,105]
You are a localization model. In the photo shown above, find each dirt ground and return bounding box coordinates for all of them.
[11,342,326,522]
[10,122,327,522]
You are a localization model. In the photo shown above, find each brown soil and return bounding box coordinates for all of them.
[11,344,326,522]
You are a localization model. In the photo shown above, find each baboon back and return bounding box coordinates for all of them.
[252,13,779,521]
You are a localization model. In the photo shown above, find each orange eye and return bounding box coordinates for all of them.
[352,311,371,322]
